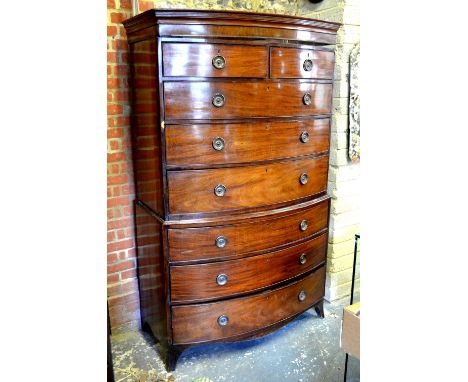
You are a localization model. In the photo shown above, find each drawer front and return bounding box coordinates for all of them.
[162,43,268,78]
[270,47,334,79]
[165,119,330,166]
[168,198,329,262]
[171,233,327,303]
[163,81,332,120]
[172,266,325,344]
[168,155,328,214]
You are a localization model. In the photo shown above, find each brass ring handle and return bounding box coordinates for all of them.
[299,253,307,265]
[300,131,309,143]
[216,273,228,286]
[303,59,313,72]
[212,93,225,108]
[303,93,312,106]
[212,137,225,151]
[218,315,229,326]
[300,219,308,231]
[212,55,226,69]
[215,236,228,248]
[300,173,308,185]
[214,184,227,197]
[298,291,307,302]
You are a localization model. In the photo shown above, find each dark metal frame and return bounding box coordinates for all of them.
[343,233,360,382]
[108,303,115,382]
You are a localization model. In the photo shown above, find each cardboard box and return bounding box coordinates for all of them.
[340,302,360,359]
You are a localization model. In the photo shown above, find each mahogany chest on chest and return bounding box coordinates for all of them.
[123,9,340,371]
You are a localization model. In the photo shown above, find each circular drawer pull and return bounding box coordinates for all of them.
[214,184,227,197]
[212,93,225,108]
[298,290,307,302]
[300,131,309,143]
[218,315,229,326]
[212,55,226,69]
[299,253,307,265]
[303,93,312,106]
[300,219,308,231]
[216,273,228,286]
[300,173,308,185]
[212,137,225,151]
[215,236,228,248]
[303,59,313,72]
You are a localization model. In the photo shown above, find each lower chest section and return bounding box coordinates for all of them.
[166,197,330,345]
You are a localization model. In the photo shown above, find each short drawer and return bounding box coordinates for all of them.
[163,81,332,120]
[170,233,327,303]
[167,155,328,214]
[165,118,330,167]
[162,43,268,78]
[171,266,325,344]
[270,47,334,79]
[168,197,329,262]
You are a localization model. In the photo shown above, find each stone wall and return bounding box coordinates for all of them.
[138,0,300,14]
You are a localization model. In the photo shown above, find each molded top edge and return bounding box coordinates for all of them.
[123,8,341,34]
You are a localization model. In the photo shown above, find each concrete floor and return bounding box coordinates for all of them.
[110,297,359,382]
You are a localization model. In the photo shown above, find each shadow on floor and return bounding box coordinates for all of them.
[111,298,360,382]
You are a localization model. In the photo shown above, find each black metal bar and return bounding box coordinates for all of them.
[350,233,360,305]
[108,303,115,382]
[344,353,349,382]
[344,233,360,381]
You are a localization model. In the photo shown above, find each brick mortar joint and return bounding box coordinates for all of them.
[107,291,139,301]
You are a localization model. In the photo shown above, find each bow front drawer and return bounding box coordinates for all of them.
[165,119,330,167]
[171,266,325,344]
[168,198,329,262]
[170,232,327,303]
[167,155,328,214]
[163,81,332,120]
[270,47,335,79]
[162,43,268,78]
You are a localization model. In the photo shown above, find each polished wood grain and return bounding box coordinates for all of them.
[168,198,329,262]
[130,39,164,217]
[170,233,327,303]
[165,118,330,167]
[163,81,332,120]
[270,47,335,79]
[134,203,169,343]
[171,266,325,344]
[167,155,328,214]
[162,43,268,78]
[158,24,337,44]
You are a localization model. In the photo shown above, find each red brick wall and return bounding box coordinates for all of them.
[107,0,140,333]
